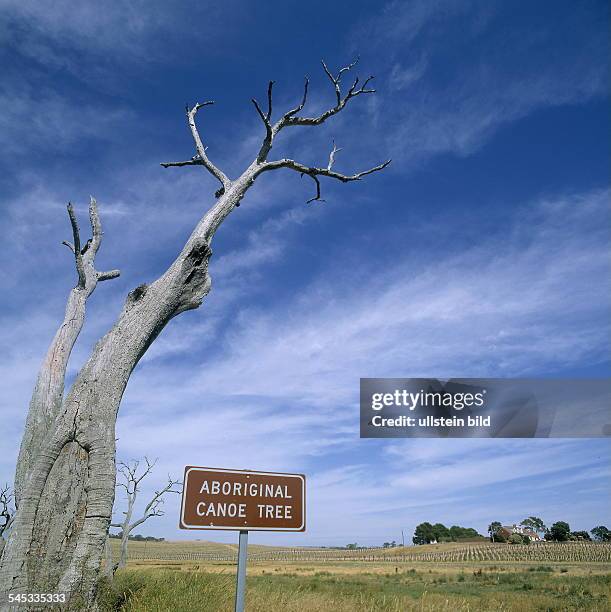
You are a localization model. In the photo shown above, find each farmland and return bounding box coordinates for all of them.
[101,540,611,611]
[110,538,611,564]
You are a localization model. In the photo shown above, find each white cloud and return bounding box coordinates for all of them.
[165,189,609,405]
[351,0,608,166]
[352,0,478,49]
[389,57,428,92]
[0,0,236,72]
[387,64,606,164]
[0,82,131,156]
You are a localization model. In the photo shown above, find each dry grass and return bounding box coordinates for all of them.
[127,558,611,577]
[98,562,611,611]
[99,541,611,610]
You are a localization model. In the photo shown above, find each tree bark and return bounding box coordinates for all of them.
[103,538,113,580]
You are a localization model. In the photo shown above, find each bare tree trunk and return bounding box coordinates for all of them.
[0,59,389,610]
[116,475,136,571]
[103,538,113,581]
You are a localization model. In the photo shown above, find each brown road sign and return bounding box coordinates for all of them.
[179,466,306,531]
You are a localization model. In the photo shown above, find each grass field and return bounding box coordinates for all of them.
[101,541,611,610]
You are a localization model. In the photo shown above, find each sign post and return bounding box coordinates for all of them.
[235,530,248,612]
[179,466,306,611]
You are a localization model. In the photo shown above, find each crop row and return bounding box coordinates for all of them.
[128,542,611,563]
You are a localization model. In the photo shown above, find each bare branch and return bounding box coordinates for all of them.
[251,60,374,165]
[62,199,120,289]
[261,154,391,203]
[0,483,15,538]
[161,101,231,194]
[327,141,342,171]
[251,98,268,124]
[266,80,274,122]
[252,81,275,162]
[281,77,309,119]
[66,203,86,289]
[88,196,103,254]
[116,457,159,502]
[322,57,359,104]
[98,270,121,282]
[160,159,203,168]
[304,174,324,204]
[279,59,374,129]
[138,476,182,523]
[135,457,157,486]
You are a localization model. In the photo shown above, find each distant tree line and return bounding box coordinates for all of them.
[108,532,165,542]
[412,522,485,544]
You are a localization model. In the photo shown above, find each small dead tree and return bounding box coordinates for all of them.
[1,58,390,609]
[0,486,15,556]
[109,458,180,570]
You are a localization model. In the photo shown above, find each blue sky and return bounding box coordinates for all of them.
[0,1,609,547]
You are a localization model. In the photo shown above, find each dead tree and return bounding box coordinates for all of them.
[0,59,390,609]
[0,486,15,556]
[109,458,180,570]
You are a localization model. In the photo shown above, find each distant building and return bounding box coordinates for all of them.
[499,524,541,541]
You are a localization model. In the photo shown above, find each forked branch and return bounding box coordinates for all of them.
[116,457,157,496]
[14,196,120,506]
[61,198,121,288]
[279,58,375,130]
[66,203,86,288]
[252,81,275,162]
[161,102,230,196]
[130,476,182,528]
[262,148,391,203]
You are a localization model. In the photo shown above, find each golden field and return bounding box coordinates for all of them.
[100,540,611,611]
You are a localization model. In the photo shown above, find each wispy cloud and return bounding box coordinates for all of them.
[0,82,131,157]
[353,0,608,166]
[389,57,428,92]
[0,0,240,75]
[386,63,606,165]
[170,189,609,403]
